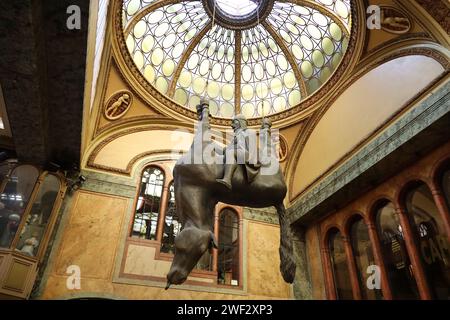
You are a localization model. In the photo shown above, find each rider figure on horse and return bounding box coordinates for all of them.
[216,114,261,189]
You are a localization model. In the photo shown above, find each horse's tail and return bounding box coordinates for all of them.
[275,203,296,283]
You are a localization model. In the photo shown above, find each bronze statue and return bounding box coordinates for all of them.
[216,114,260,189]
[166,101,295,289]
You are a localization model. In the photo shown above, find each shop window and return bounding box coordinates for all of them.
[405,182,450,299]
[0,165,39,248]
[131,166,165,240]
[328,229,353,299]
[196,251,213,271]
[349,217,382,299]
[375,200,419,299]
[217,208,239,286]
[15,174,60,257]
[160,182,181,254]
[0,164,65,299]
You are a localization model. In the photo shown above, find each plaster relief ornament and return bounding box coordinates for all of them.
[381,6,411,34]
[104,90,133,120]
[277,133,288,162]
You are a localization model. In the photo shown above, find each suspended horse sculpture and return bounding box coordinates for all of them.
[165,101,296,288]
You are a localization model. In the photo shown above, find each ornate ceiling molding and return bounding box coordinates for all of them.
[88,149,184,176]
[86,124,195,174]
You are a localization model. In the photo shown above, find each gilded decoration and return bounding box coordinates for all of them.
[380,6,412,35]
[104,90,134,120]
[277,133,288,162]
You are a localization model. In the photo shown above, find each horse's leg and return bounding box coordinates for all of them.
[275,203,296,283]
[166,184,217,288]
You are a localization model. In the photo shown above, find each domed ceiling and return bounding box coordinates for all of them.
[121,0,351,119]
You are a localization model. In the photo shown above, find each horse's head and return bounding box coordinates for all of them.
[166,227,217,288]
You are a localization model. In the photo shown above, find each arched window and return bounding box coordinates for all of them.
[160,182,181,254]
[131,166,165,240]
[328,229,353,299]
[349,217,381,300]
[0,165,39,248]
[375,200,419,299]
[129,164,243,283]
[217,208,239,286]
[405,182,450,299]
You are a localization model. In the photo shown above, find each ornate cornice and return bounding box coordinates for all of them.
[363,32,431,58]
[86,124,194,174]
[243,207,279,225]
[88,149,185,176]
[96,114,178,136]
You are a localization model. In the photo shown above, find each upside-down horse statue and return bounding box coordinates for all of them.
[165,100,296,289]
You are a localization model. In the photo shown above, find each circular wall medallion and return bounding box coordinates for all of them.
[380,6,411,34]
[276,133,288,162]
[104,90,133,120]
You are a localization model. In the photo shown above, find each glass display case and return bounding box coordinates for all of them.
[0,164,66,299]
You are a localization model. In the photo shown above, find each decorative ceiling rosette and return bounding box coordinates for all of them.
[121,0,351,119]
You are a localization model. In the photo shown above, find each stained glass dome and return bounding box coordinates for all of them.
[122,0,351,119]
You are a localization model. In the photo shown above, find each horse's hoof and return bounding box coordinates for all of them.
[165,281,171,290]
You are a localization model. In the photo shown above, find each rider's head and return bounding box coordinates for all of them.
[232,114,247,130]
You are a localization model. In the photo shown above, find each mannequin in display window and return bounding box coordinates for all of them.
[20,231,40,256]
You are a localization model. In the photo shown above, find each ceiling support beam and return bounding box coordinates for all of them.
[234,30,242,114]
